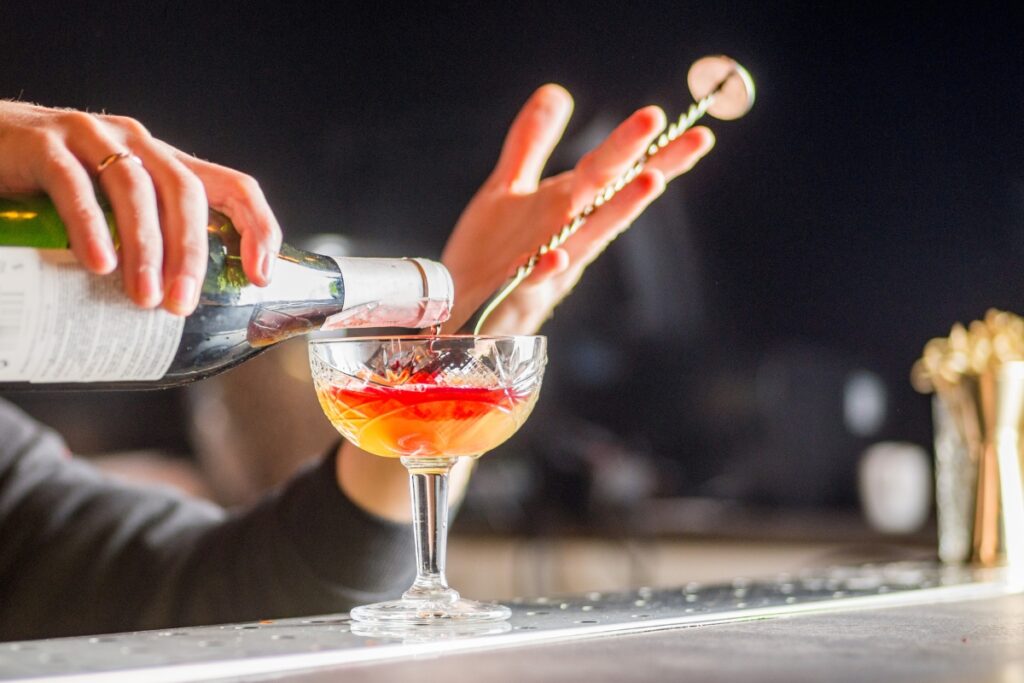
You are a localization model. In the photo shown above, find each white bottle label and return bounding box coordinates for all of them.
[0,249,185,383]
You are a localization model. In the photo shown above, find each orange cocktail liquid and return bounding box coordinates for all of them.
[317,381,538,458]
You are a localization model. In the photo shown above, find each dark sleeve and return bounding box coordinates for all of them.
[0,399,413,641]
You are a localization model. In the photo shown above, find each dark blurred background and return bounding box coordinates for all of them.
[2,2,1023,536]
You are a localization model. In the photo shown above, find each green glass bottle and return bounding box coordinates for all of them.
[0,195,452,390]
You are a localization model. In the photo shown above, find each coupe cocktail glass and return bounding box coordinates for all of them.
[309,335,546,625]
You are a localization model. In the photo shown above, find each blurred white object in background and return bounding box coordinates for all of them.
[844,369,887,437]
[858,442,932,534]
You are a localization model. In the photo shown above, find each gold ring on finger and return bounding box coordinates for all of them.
[95,151,144,176]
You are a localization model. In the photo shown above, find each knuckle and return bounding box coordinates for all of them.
[57,110,100,134]
[103,114,151,140]
[178,231,209,268]
[64,197,102,230]
[42,152,81,184]
[257,222,283,252]
[267,221,283,245]
[128,239,162,266]
[165,167,207,206]
[106,162,153,196]
[181,173,208,207]
[27,127,62,153]
[575,150,596,172]
[41,149,72,174]
[166,175,209,240]
[232,173,262,198]
[116,207,160,247]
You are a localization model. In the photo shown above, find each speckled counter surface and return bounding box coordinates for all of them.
[1,564,1019,683]
[308,594,1024,683]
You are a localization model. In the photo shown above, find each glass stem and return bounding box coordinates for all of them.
[401,457,459,603]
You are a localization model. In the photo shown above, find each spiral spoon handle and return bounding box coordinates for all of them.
[460,55,755,335]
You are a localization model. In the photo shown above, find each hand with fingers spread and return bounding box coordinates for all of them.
[341,85,716,524]
[441,84,715,335]
[0,100,282,316]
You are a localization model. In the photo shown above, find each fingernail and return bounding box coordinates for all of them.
[698,128,717,155]
[259,250,275,283]
[168,275,198,313]
[136,265,161,307]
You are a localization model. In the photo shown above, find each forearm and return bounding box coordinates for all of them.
[149,452,414,630]
[0,401,411,640]
[337,441,475,522]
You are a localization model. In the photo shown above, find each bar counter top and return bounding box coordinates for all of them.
[318,592,1024,683]
[1,562,1020,682]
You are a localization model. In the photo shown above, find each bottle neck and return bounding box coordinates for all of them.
[241,245,347,347]
[322,257,453,331]
[0,194,454,341]
[231,244,343,306]
[243,254,453,347]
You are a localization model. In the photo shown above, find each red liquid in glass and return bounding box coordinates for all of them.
[317,378,537,458]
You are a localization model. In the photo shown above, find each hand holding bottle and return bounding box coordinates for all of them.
[441,84,715,334]
[0,100,281,315]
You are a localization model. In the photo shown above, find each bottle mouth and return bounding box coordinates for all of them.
[408,257,455,307]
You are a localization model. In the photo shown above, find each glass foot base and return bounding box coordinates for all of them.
[350,620,512,642]
[350,597,511,625]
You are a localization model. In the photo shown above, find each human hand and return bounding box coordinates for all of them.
[441,84,715,334]
[337,86,715,520]
[0,100,282,315]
